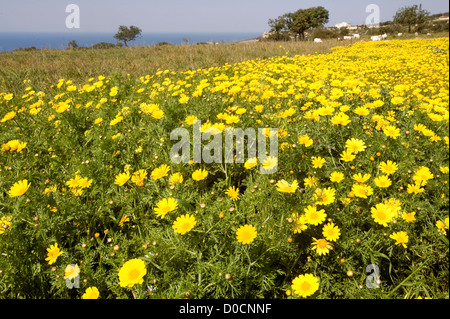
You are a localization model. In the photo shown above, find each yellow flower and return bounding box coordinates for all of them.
[118,215,130,227]
[65,264,80,280]
[82,287,100,299]
[406,182,425,194]
[235,108,247,115]
[291,213,308,234]
[179,95,189,104]
[330,112,351,126]
[391,96,404,105]
[109,86,118,96]
[115,172,130,186]
[379,160,399,175]
[340,149,356,162]
[1,140,27,152]
[276,179,299,193]
[413,166,434,185]
[78,177,93,189]
[322,222,341,242]
[353,106,370,116]
[371,203,394,227]
[352,173,371,184]
[236,224,257,245]
[94,117,103,124]
[351,183,374,199]
[313,187,335,206]
[254,104,264,113]
[151,164,170,180]
[1,111,17,122]
[225,186,240,201]
[45,243,63,265]
[55,101,70,113]
[169,172,183,185]
[0,216,12,234]
[225,114,240,124]
[304,205,327,225]
[151,109,164,119]
[402,211,416,223]
[345,138,366,153]
[66,85,77,92]
[374,175,392,188]
[110,112,123,125]
[131,169,148,186]
[390,231,409,248]
[311,156,326,168]
[244,157,258,169]
[436,217,449,235]
[8,179,31,198]
[261,156,278,172]
[383,125,401,139]
[118,258,147,288]
[3,93,13,101]
[329,171,345,183]
[291,273,319,298]
[192,168,208,181]
[172,214,197,235]
[185,115,199,125]
[298,134,313,147]
[140,103,159,114]
[154,198,178,219]
[304,176,318,188]
[66,174,81,188]
[311,237,332,256]
[112,133,121,140]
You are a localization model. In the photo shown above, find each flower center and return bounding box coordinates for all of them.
[128,269,140,280]
[317,239,328,249]
[301,282,311,291]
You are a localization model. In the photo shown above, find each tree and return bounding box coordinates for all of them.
[67,40,78,49]
[268,15,288,40]
[114,25,142,47]
[393,4,430,33]
[283,6,329,40]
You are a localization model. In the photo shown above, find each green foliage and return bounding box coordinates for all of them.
[0,38,448,299]
[268,6,329,40]
[114,25,142,47]
[393,4,430,33]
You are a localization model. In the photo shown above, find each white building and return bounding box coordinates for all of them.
[435,16,449,21]
[335,22,352,29]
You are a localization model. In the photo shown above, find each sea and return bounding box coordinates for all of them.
[0,32,262,52]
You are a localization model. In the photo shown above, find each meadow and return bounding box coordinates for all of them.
[0,36,448,299]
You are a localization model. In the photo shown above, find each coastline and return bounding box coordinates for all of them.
[0,31,264,52]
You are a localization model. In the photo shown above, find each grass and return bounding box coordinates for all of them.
[1,32,447,95]
[0,35,448,299]
[2,32,448,96]
[0,39,360,94]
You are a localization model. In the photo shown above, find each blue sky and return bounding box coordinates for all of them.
[0,0,448,33]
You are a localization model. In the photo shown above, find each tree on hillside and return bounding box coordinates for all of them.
[67,40,78,49]
[393,4,430,33]
[282,6,329,40]
[114,25,142,47]
[268,15,288,40]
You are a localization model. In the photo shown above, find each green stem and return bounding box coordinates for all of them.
[384,263,425,299]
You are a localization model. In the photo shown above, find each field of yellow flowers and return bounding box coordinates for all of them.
[0,38,448,299]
